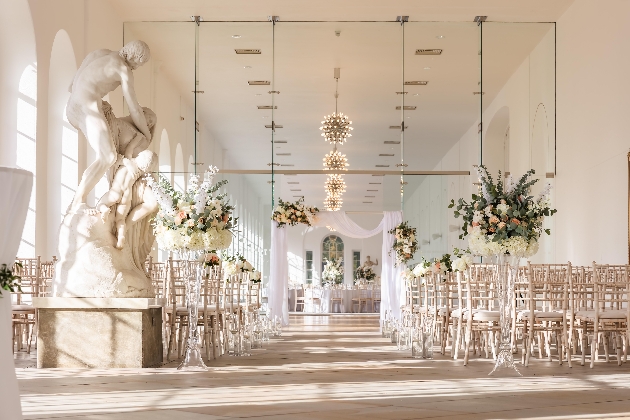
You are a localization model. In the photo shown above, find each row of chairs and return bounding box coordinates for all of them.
[146,256,262,361]
[11,256,57,353]
[403,262,630,368]
[10,255,262,364]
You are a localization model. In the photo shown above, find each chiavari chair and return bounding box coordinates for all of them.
[12,257,40,353]
[521,263,571,367]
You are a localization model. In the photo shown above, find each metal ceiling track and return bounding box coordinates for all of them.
[215,169,470,175]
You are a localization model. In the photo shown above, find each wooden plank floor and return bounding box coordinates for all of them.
[15,314,630,419]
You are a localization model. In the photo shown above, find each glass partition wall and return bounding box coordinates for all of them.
[123,19,555,281]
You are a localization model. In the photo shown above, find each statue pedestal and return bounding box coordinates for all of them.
[33,298,164,368]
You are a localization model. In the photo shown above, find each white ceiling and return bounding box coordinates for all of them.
[108,0,573,23]
[120,2,563,210]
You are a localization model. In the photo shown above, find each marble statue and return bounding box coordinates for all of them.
[54,41,159,298]
[66,40,152,214]
[364,256,379,267]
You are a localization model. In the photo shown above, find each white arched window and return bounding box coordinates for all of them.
[16,63,37,257]
[322,235,344,271]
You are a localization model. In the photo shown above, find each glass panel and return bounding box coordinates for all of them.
[481,22,556,263]
[274,22,400,213]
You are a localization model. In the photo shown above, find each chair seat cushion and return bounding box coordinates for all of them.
[472,310,500,322]
[576,310,628,320]
[518,310,565,321]
[12,305,35,313]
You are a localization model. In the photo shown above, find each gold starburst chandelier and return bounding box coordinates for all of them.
[320,68,353,145]
[320,113,353,145]
[323,149,349,171]
[325,174,346,197]
[323,194,343,211]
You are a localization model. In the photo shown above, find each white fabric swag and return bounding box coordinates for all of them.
[269,210,405,326]
[0,167,33,420]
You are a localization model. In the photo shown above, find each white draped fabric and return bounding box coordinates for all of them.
[0,167,33,420]
[269,210,405,325]
[379,211,406,321]
[311,210,386,238]
[269,221,289,325]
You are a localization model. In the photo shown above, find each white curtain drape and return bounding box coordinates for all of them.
[268,221,289,326]
[311,211,385,238]
[0,167,33,420]
[380,211,405,320]
[268,210,405,325]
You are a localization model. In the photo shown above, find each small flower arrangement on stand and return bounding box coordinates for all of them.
[388,221,418,266]
[322,258,344,285]
[272,197,319,227]
[355,265,376,284]
[222,254,262,283]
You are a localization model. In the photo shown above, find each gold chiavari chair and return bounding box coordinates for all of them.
[12,257,40,353]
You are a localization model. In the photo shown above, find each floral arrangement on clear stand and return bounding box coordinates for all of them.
[322,258,344,285]
[355,265,376,285]
[449,165,557,374]
[147,166,237,371]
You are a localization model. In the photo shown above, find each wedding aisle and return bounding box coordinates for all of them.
[15,314,630,420]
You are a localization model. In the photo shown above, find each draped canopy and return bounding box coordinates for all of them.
[269,210,405,326]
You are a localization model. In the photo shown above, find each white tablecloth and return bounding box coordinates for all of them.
[0,167,33,420]
[289,288,380,314]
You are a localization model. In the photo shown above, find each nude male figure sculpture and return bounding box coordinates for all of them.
[66,40,152,213]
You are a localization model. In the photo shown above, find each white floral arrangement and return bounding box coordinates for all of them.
[401,266,415,282]
[146,166,237,252]
[272,197,319,228]
[388,221,418,266]
[322,258,344,284]
[222,254,261,282]
[449,166,557,258]
[451,248,474,273]
[355,265,376,281]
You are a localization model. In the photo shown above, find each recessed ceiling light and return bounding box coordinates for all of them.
[276,153,291,156]
[257,105,277,109]
[404,81,428,86]
[424,67,431,70]
[375,165,389,168]
[232,35,242,38]
[265,124,283,128]
[396,106,417,110]
[290,189,301,191]
[287,182,299,184]
[248,80,270,85]
[244,66,252,69]
[369,182,381,185]
[236,49,261,54]
[363,202,373,204]
[379,153,395,156]
[367,189,379,191]
[384,141,400,144]
[436,35,444,39]
[273,140,287,143]
[280,164,293,166]
[389,125,401,129]
[413,93,420,96]
[416,49,442,55]
[372,174,384,177]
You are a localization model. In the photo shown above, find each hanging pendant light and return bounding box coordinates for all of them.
[320,68,353,145]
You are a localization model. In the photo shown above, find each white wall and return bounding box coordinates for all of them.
[404,24,557,264]
[555,0,630,265]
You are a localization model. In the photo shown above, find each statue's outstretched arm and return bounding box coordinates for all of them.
[120,66,151,142]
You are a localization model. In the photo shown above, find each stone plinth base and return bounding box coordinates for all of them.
[33,298,163,368]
